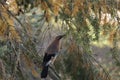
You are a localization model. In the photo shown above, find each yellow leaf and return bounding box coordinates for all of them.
[0,4,21,42]
[7,0,19,14]
[108,31,115,46]
[20,54,40,78]
[31,69,39,78]
[40,0,49,10]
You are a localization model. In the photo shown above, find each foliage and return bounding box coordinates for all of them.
[0,0,120,80]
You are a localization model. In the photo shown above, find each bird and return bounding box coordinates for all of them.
[41,34,65,79]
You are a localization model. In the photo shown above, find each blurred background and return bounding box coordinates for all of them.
[0,0,120,80]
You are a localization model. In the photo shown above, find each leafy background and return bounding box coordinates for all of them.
[0,0,120,80]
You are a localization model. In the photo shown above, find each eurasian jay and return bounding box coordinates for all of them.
[41,35,65,79]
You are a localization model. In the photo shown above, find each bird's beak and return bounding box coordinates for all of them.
[56,34,66,40]
[59,34,65,39]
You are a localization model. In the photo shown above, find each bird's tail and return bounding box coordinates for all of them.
[41,66,49,78]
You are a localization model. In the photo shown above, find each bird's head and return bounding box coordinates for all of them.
[55,34,65,40]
